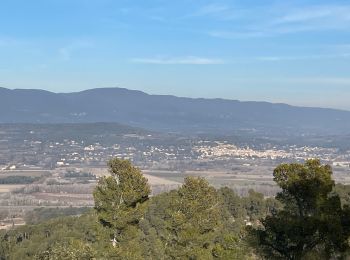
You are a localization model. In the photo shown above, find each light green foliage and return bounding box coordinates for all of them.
[93,158,151,229]
[35,239,96,260]
[164,177,223,259]
[0,213,101,260]
[93,158,151,259]
[213,234,252,260]
[254,159,350,259]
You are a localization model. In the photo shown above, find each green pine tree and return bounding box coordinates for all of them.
[254,159,350,259]
[164,176,223,259]
[93,158,151,259]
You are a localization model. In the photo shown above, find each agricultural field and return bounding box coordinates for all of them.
[0,185,26,193]
[0,170,49,178]
[0,170,50,193]
[0,164,348,211]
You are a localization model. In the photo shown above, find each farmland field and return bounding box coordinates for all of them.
[0,170,50,178]
[0,185,26,193]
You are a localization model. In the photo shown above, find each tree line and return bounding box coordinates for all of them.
[0,176,40,184]
[1,158,350,259]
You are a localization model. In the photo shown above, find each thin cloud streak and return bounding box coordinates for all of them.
[191,4,230,17]
[130,56,224,65]
[206,3,350,39]
[274,5,350,24]
[256,53,350,61]
[288,77,350,85]
[208,31,267,39]
[184,3,250,21]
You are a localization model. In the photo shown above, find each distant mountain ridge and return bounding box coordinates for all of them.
[1,87,350,136]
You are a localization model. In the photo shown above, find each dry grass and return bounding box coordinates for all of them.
[0,185,26,193]
[143,174,181,185]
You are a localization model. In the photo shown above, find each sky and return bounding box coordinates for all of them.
[0,0,350,109]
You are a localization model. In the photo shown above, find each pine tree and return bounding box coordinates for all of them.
[254,159,350,259]
[165,176,223,259]
[93,158,151,259]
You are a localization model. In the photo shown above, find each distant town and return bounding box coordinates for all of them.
[1,126,349,172]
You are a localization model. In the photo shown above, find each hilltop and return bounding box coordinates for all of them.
[1,87,350,136]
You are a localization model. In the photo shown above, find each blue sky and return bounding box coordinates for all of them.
[1,0,350,109]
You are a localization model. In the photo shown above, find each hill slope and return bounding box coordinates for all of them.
[1,87,350,136]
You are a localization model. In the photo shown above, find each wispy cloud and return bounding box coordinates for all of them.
[58,40,94,61]
[208,31,266,39]
[256,53,350,62]
[130,56,224,65]
[275,5,350,25]
[192,4,230,17]
[185,3,248,21]
[206,3,350,39]
[116,6,168,23]
[268,4,350,34]
[283,77,350,86]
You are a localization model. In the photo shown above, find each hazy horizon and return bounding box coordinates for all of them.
[2,85,350,112]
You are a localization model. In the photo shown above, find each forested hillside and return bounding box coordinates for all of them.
[2,87,350,136]
[1,159,350,259]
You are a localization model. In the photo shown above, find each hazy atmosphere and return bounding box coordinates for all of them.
[2,1,350,259]
[1,0,350,109]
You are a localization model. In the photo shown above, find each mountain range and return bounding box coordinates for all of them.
[1,87,350,136]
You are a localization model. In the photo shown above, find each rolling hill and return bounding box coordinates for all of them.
[1,87,350,136]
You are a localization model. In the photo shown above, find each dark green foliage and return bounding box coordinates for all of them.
[218,187,246,219]
[242,189,282,222]
[219,187,282,226]
[0,176,40,184]
[254,159,350,259]
[64,172,96,179]
[334,183,350,207]
[140,191,175,259]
